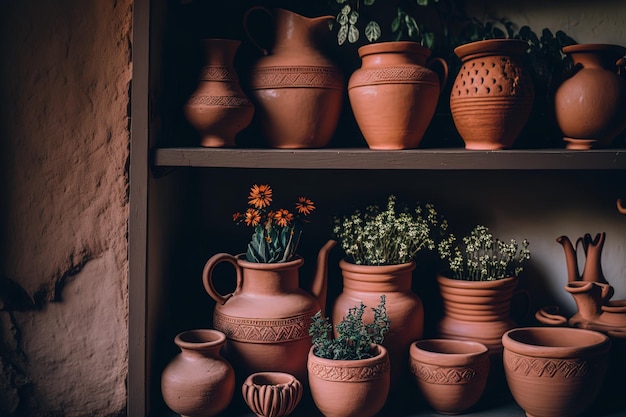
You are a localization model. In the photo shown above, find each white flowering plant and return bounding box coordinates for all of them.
[437,225,530,281]
[332,195,448,266]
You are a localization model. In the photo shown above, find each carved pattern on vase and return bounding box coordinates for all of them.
[186,95,253,107]
[250,66,344,89]
[349,66,439,87]
[505,351,592,378]
[198,65,239,81]
[307,359,390,382]
[452,58,533,98]
[213,311,311,342]
[410,363,484,384]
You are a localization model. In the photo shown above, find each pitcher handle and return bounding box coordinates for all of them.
[202,253,242,305]
[427,56,449,93]
[535,305,568,326]
[617,57,626,77]
[243,6,272,56]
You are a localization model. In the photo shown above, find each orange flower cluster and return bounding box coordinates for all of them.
[233,184,315,228]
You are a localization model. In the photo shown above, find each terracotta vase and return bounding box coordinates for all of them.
[450,39,535,150]
[333,259,423,387]
[348,41,448,149]
[436,274,520,356]
[503,327,610,417]
[183,39,254,147]
[202,240,336,383]
[307,344,390,417]
[554,44,626,149]
[242,372,303,417]
[409,339,490,415]
[161,329,235,417]
[244,7,343,148]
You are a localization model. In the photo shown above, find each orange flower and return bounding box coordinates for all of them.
[244,208,261,226]
[295,197,315,215]
[232,212,242,222]
[248,184,273,208]
[274,209,293,227]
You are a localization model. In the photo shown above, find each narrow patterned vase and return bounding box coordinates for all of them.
[183,39,254,147]
[348,41,448,149]
[242,372,303,417]
[307,344,390,417]
[450,39,534,150]
[244,8,343,148]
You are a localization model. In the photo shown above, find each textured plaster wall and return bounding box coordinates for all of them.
[0,1,132,416]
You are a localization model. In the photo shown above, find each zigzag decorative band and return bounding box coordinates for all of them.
[198,66,239,81]
[349,66,439,87]
[250,66,344,89]
[186,95,253,107]
[213,311,312,343]
[308,357,390,381]
[505,351,593,378]
[410,363,483,384]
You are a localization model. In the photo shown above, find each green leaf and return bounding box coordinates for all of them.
[364,0,376,5]
[348,10,359,25]
[348,24,360,43]
[391,16,400,33]
[364,21,381,42]
[416,0,430,6]
[337,12,348,25]
[422,32,435,49]
[338,24,349,45]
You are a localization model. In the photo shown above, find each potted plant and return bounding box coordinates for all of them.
[436,225,531,356]
[307,295,391,417]
[331,194,448,385]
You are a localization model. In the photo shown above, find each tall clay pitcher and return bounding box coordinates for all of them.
[202,240,336,383]
[243,7,344,148]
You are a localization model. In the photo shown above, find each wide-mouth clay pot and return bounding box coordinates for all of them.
[242,372,303,417]
[502,327,610,417]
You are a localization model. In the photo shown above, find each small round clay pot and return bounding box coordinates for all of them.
[503,327,610,417]
[242,372,303,417]
[409,339,490,415]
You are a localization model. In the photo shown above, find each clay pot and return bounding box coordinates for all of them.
[348,41,448,149]
[333,260,423,387]
[503,327,611,417]
[183,39,254,147]
[554,44,626,149]
[242,372,303,417]
[161,329,235,417]
[307,344,390,417]
[244,7,343,148]
[409,339,490,415]
[450,39,534,150]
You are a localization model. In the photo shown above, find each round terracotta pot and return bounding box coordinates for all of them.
[161,329,235,417]
[409,339,490,415]
[348,41,448,149]
[437,274,520,356]
[554,44,626,149]
[183,39,254,147]
[307,344,390,417]
[450,39,534,150]
[333,260,423,387]
[242,372,303,417]
[503,327,610,417]
[244,8,343,148]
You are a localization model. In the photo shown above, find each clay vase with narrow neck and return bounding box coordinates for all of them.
[183,39,254,147]
[161,329,235,417]
[332,260,423,388]
[348,41,448,149]
[244,7,343,148]
[450,39,534,150]
[555,44,626,149]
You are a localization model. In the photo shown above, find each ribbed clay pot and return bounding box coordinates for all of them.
[348,41,448,149]
[554,44,626,149]
[161,329,235,417]
[333,260,423,387]
[450,39,534,150]
[183,39,254,147]
[242,372,303,417]
[409,339,490,415]
[503,327,610,417]
[308,344,390,417]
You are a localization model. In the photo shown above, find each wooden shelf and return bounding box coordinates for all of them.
[152,148,626,170]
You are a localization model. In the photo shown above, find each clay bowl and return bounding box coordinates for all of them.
[409,339,490,415]
[502,327,610,417]
[242,372,303,417]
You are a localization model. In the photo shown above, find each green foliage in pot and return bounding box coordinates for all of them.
[332,195,448,266]
[437,225,530,281]
[309,295,390,360]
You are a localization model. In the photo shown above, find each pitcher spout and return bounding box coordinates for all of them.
[557,235,579,282]
[566,281,611,322]
[309,239,337,316]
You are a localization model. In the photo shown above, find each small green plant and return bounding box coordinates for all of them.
[309,295,390,360]
[333,195,448,266]
[438,225,530,281]
[233,184,316,263]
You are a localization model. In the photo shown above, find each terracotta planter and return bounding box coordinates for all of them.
[161,329,235,417]
[242,372,303,417]
[436,274,520,356]
[333,259,423,387]
[183,39,254,147]
[348,41,448,149]
[409,339,490,415]
[503,327,610,417]
[307,344,390,417]
[554,44,626,149]
[450,39,534,150]
[244,8,343,148]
